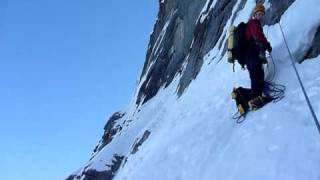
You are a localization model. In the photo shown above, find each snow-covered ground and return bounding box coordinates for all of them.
[70,0,320,179]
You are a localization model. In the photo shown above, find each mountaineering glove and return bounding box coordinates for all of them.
[265,42,272,53]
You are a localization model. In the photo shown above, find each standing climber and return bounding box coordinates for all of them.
[230,3,274,116]
[245,3,272,109]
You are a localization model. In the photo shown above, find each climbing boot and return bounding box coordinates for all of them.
[249,96,263,111]
[248,93,273,111]
[237,104,245,115]
[232,87,250,115]
[231,87,237,99]
[231,87,246,100]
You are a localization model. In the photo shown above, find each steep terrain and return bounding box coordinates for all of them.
[66,0,320,179]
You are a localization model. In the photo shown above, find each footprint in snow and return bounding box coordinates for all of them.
[274,126,281,131]
[267,145,279,151]
[255,125,266,131]
[261,114,268,119]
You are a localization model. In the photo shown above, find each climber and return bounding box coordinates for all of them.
[245,3,273,109]
[231,3,273,115]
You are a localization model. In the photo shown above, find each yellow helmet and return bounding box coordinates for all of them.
[253,3,265,15]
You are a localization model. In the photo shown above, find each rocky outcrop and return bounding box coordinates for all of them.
[131,130,151,154]
[91,112,125,157]
[177,0,238,96]
[136,0,207,105]
[66,155,124,180]
[303,26,320,60]
[263,0,295,25]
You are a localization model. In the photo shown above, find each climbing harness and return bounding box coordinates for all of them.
[277,21,320,135]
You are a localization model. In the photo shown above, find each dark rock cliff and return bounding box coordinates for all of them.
[304,26,320,60]
[91,112,125,156]
[66,154,124,180]
[136,0,207,105]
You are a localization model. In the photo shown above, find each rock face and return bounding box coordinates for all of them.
[91,112,125,156]
[177,0,239,96]
[131,130,151,154]
[66,154,124,180]
[136,0,207,105]
[304,26,320,60]
[263,0,295,25]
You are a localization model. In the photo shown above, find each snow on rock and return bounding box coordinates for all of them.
[274,0,320,62]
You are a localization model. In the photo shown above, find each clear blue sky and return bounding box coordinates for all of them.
[0,0,158,179]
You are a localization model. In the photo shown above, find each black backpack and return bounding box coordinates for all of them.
[227,22,247,69]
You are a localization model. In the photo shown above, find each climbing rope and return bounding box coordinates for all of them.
[264,81,285,103]
[265,53,276,82]
[265,25,277,82]
[277,21,320,135]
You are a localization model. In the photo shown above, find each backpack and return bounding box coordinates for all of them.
[227,22,247,69]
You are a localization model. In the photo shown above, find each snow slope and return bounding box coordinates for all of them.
[68,0,320,179]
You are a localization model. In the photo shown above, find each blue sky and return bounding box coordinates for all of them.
[0,0,158,179]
